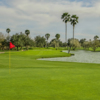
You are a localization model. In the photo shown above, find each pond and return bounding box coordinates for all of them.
[38,50,100,64]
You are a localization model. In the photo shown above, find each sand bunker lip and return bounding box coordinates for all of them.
[0,52,5,54]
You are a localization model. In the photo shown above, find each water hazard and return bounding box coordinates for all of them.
[38,50,100,64]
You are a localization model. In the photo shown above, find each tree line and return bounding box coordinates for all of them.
[80,36,100,52]
[0,28,99,52]
[0,28,63,51]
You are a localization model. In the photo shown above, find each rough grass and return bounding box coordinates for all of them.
[0,49,100,100]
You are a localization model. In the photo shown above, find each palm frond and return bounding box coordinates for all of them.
[25,29,30,36]
[6,28,11,33]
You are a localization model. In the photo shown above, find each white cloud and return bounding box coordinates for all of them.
[0,0,100,42]
[76,33,95,40]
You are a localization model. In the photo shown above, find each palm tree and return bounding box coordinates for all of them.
[6,28,11,42]
[6,28,11,35]
[61,12,70,43]
[94,35,99,40]
[25,29,30,50]
[45,33,50,48]
[70,15,79,39]
[55,34,60,49]
[25,30,30,36]
[55,34,60,40]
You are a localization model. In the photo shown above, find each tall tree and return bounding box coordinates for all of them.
[55,34,60,40]
[35,36,46,47]
[25,30,30,50]
[0,33,5,50]
[25,30,30,36]
[0,32,5,43]
[79,38,86,47]
[6,28,11,42]
[45,33,50,48]
[91,40,99,52]
[10,33,21,51]
[50,38,56,48]
[61,12,70,43]
[70,15,79,39]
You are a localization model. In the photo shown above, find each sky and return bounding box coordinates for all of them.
[0,0,100,42]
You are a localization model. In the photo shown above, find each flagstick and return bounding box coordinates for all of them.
[9,48,11,74]
[9,42,15,74]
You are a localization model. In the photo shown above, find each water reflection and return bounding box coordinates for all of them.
[38,50,100,64]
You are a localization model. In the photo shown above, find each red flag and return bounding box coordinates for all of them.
[9,42,15,49]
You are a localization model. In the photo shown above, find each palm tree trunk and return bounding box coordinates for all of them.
[72,25,75,50]
[8,33,10,50]
[65,23,67,43]
[66,23,67,43]
[73,25,75,39]
[47,40,48,48]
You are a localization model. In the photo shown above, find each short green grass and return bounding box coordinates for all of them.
[0,49,100,100]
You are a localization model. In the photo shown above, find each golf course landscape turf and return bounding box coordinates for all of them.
[0,49,100,100]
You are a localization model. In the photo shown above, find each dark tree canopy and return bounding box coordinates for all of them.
[70,15,79,27]
[6,28,11,34]
[55,34,60,40]
[61,12,70,23]
[25,30,30,36]
[45,33,50,40]
[35,36,46,47]
[10,33,34,51]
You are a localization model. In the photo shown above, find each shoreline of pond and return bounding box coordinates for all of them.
[38,50,100,64]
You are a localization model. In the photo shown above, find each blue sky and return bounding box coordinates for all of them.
[0,0,100,42]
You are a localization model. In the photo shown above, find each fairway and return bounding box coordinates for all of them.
[0,50,100,100]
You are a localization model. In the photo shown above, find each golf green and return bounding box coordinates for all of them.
[0,50,100,100]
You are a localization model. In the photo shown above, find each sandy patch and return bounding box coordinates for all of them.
[0,52,5,54]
